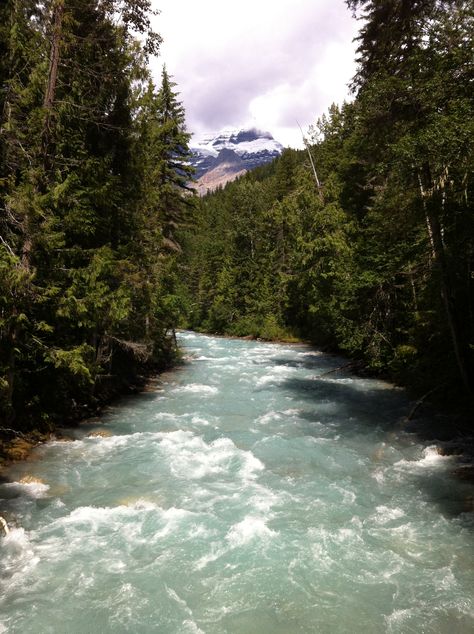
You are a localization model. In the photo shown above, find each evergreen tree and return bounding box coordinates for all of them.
[0,1,192,431]
[180,0,473,415]
[347,0,474,393]
[153,66,195,251]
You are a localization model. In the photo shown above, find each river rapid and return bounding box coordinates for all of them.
[1,331,473,633]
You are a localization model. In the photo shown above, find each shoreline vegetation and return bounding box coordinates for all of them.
[1,3,473,485]
[1,330,473,486]
[0,334,179,473]
[1,3,193,442]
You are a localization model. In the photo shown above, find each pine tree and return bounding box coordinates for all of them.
[152,66,195,251]
[347,0,474,394]
[0,0,192,430]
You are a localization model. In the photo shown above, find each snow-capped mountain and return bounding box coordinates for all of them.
[190,127,283,193]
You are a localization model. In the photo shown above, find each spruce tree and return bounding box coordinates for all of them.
[0,0,193,430]
[152,66,195,251]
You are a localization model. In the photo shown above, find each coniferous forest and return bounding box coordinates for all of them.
[1,0,473,441]
[0,0,193,432]
[181,0,474,417]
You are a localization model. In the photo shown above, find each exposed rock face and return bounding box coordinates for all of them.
[195,148,246,195]
[190,127,283,194]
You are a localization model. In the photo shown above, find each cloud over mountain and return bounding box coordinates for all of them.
[152,0,358,147]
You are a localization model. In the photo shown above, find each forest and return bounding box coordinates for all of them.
[181,0,474,416]
[1,0,473,441]
[0,0,193,435]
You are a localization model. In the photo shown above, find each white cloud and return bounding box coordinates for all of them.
[150,0,359,147]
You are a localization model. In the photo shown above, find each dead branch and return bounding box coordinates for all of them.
[314,362,356,379]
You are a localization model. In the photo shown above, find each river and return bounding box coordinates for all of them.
[1,331,473,633]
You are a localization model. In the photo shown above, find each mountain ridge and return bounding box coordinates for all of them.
[190,127,283,194]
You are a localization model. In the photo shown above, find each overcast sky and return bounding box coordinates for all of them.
[150,1,359,148]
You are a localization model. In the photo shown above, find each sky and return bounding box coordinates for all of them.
[150,0,360,148]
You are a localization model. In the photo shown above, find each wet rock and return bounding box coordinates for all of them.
[87,430,112,438]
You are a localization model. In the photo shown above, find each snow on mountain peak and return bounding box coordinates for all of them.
[190,127,284,185]
[191,127,283,158]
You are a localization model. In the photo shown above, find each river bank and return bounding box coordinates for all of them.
[1,331,473,633]
[0,341,180,475]
[2,330,473,484]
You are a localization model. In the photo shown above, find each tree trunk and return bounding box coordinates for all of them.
[42,0,64,163]
[419,163,472,394]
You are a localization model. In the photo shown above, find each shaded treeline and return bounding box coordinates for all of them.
[0,1,194,430]
[180,0,474,413]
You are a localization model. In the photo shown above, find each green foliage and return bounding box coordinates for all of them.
[180,1,474,412]
[0,1,192,428]
[44,344,94,382]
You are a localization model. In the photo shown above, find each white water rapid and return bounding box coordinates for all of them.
[1,332,473,633]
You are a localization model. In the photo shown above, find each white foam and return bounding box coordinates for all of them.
[1,528,40,590]
[167,585,187,606]
[420,445,451,465]
[43,432,155,464]
[374,505,405,525]
[315,376,355,385]
[254,364,297,389]
[194,544,228,570]
[256,411,282,424]
[62,499,158,526]
[308,525,362,549]
[240,450,265,481]
[255,373,283,388]
[329,483,356,505]
[256,408,304,425]
[174,383,218,395]
[249,485,283,513]
[372,467,385,484]
[177,332,198,340]
[226,515,277,547]
[436,567,457,591]
[4,480,50,498]
[394,445,453,471]
[44,501,195,550]
[187,523,213,539]
[2,527,33,553]
[156,431,264,481]
[153,412,183,421]
[282,408,303,416]
[297,351,323,357]
[255,374,276,388]
[272,365,296,374]
[191,416,211,426]
[182,620,205,634]
[57,432,149,459]
[385,608,414,631]
[211,364,235,372]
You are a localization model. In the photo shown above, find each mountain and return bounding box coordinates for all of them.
[190,127,284,194]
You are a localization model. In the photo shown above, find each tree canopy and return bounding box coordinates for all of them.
[180,0,474,414]
[0,1,194,429]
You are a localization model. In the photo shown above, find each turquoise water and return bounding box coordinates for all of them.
[1,331,473,633]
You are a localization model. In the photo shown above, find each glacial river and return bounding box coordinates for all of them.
[1,331,473,633]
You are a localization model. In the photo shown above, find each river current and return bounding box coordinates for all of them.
[1,331,473,633]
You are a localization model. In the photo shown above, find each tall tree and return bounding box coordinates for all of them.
[0,0,193,430]
[151,66,195,251]
[346,0,474,393]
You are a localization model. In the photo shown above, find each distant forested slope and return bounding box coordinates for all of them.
[179,0,474,412]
